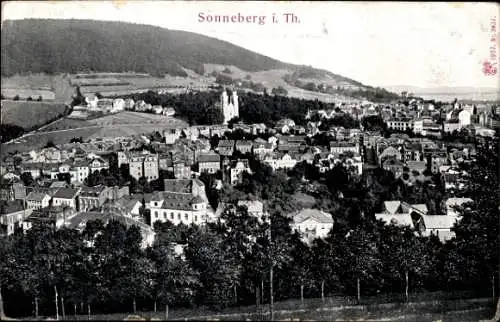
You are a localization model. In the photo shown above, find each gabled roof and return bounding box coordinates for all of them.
[50,181,68,189]
[52,188,79,199]
[218,140,235,148]
[421,214,457,230]
[375,213,415,227]
[290,208,333,224]
[235,140,253,147]
[26,191,50,202]
[198,153,220,163]
[163,179,192,193]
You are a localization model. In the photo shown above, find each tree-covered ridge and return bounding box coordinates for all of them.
[1,19,288,76]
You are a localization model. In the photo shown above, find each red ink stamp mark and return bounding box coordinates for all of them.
[483,16,498,76]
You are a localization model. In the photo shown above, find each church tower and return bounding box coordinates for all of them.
[221,87,239,124]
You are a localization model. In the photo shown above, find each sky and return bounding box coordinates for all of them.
[2,1,499,89]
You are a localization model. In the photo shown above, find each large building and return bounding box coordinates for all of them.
[118,151,159,182]
[145,179,210,226]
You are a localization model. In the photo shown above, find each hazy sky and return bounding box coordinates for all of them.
[2,1,499,89]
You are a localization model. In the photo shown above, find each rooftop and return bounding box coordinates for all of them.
[289,208,333,224]
[52,188,79,199]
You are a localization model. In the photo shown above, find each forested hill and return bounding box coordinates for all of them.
[1,19,289,76]
[0,19,365,89]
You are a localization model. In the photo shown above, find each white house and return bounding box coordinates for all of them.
[237,200,266,222]
[288,208,334,244]
[229,159,252,185]
[112,98,125,113]
[52,188,80,209]
[163,107,176,116]
[26,192,51,210]
[263,152,298,170]
[147,192,208,226]
[375,201,428,227]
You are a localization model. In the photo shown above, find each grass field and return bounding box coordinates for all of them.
[1,88,55,100]
[73,73,207,96]
[1,111,188,154]
[1,74,74,102]
[19,295,495,321]
[0,100,67,129]
[40,112,187,132]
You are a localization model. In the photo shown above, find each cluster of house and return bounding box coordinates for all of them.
[69,95,176,120]
[375,197,473,242]
[2,90,497,248]
[307,98,498,138]
[362,132,477,184]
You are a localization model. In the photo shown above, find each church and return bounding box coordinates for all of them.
[219,87,239,124]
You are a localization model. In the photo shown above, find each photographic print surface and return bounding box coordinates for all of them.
[1,1,499,321]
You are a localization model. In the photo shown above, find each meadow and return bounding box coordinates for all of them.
[1,73,73,102]
[0,100,67,129]
[1,111,188,154]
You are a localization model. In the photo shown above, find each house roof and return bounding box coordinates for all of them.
[238,200,264,213]
[384,201,402,214]
[383,201,428,215]
[235,140,253,147]
[163,179,193,193]
[421,214,457,230]
[52,188,79,199]
[198,153,220,163]
[26,192,50,202]
[80,185,107,197]
[50,181,68,189]
[218,140,235,148]
[375,213,415,227]
[290,208,333,224]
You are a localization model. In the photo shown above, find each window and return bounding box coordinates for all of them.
[177,213,181,220]
[194,215,198,222]
[155,211,158,218]
[185,213,188,220]
[170,212,174,220]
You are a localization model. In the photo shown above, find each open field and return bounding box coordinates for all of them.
[39,111,186,132]
[1,73,74,102]
[1,88,56,100]
[73,72,212,96]
[0,100,67,129]
[1,111,188,154]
